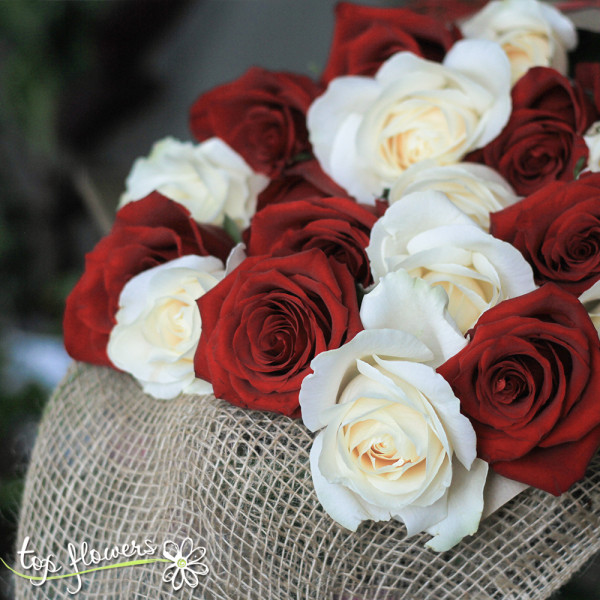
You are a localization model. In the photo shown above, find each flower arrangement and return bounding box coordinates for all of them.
[63,0,600,554]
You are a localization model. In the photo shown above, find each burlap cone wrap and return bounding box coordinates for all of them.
[14,362,600,599]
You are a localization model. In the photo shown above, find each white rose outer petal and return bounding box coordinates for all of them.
[389,161,519,230]
[360,270,466,367]
[224,242,248,275]
[307,40,511,203]
[460,0,577,83]
[107,255,225,399]
[440,39,512,147]
[584,122,600,173]
[119,136,268,228]
[308,77,381,178]
[425,457,488,552]
[579,280,600,332]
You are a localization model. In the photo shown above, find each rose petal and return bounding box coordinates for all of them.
[300,329,433,432]
[424,457,489,551]
[310,431,391,531]
[395,492,449,539]
[442,39,511,147]
[373,358,477,469]
[360,270,466,365]
[308,76,381,177]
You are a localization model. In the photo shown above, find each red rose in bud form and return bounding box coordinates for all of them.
[246,196,378,287]
[321,2,460,83]
[468,67,595,196]
[190,67,321,178]
[64,193,234,367]
[490,173,600,296]
[194,249,363,417]
[438,284,600,495]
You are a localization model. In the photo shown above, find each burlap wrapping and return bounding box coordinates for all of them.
[14,361,600,599]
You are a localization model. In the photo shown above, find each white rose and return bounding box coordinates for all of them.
[579,281,600,332]
[307,39,511,204]
[389,161,519,230]
[300,272,488,551]
[584,121,600,173]
[119,137,269,228]
[460,0,577,84]
[107,255,225,399]
[367,190,536,333]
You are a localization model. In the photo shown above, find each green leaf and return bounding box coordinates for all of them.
[291,151,313,164]
[223,214,242,244]
[574,156,587,180]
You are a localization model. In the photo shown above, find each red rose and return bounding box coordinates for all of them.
[576,62,600,115]
[64,193,234,367]
[194,249,363,417]
[256,159,349,212]
[246,196,378,287]
[468,68,593,196]
[437,284,600,495]
[490,173,600,296]
[511,66,594,134]
[321,2,459,83]
[189,67,321,178]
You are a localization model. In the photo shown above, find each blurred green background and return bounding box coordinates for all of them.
[0,1,598,599]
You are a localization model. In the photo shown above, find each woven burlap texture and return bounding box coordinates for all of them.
[14,362,600,600]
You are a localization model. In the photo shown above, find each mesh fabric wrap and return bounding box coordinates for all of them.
[15,362,600,599]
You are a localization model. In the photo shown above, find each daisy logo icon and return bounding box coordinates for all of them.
[162,538,208,590]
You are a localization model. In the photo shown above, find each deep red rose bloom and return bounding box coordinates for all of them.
[189,67,321,178]
[490,173,600,296]
[246,196,378,287]
[256,159,349,212]
[511,67,595,134]
[64,193,234,367]
[438,284,600,495]
[468,68,594,196]
[321,3,459,84]
[194,249,363,417]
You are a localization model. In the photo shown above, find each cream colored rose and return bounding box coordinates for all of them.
[389,161,519,230]
[308,39,511,204]
[119,137,269,228]
[107,255,225,399]
[584,121,600,173]
[300,272,488,551]
[461,0,577,84]
[367,191,536,332]
[579,281,600,332]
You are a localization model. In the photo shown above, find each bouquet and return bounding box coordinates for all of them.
[60,0,600,571]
